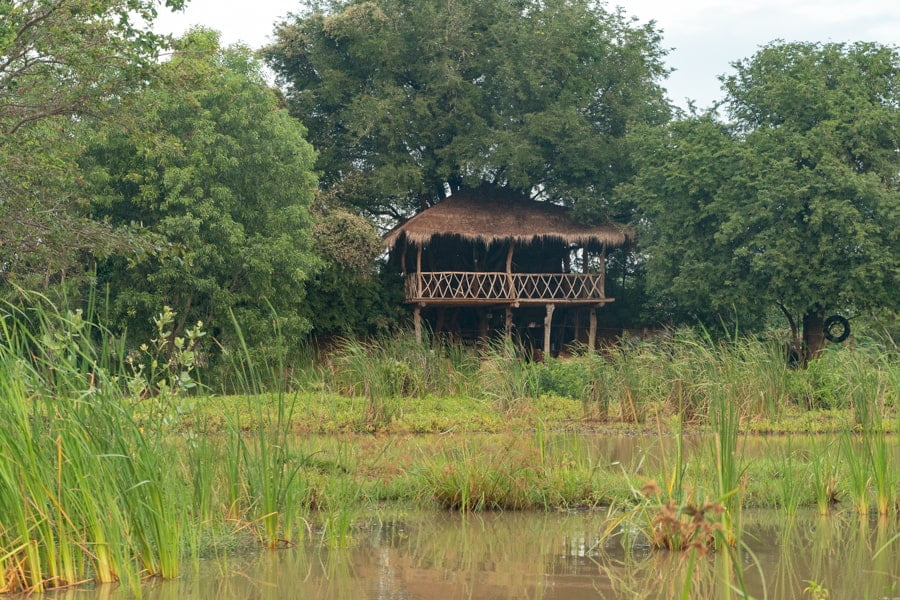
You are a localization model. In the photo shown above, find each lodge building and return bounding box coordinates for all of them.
[384,187,632,355]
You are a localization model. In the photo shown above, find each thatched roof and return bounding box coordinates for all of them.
[383,190,631,250]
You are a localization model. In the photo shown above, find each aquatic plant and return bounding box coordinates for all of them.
[0,298,192,593]
[808,439,839,516]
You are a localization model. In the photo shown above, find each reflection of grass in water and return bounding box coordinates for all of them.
[32,507,893,600]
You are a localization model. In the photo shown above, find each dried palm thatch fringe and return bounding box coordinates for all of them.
[383,188,632,251]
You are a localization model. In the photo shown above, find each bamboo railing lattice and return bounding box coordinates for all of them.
[405,272,606,302]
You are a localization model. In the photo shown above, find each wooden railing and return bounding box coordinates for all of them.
[405,272,607,303]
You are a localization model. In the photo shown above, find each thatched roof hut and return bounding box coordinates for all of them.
[384,187,630,354]
[383,189,632,251]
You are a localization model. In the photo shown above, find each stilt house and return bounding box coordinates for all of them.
[384,188,632,355]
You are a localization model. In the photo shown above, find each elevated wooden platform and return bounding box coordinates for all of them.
[406,271,613,353]
[404,272,613,306]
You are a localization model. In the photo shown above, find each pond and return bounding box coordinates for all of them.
[30,507,900,599]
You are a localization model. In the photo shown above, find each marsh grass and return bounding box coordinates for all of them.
[808,439,839,516]
[415,438,540,511]
[479,339,542,411]
[840,431,871,516]
[0,296,896,595]
[708,390,744,547]
[285,327,896,430]
[0,298,191,593]
[868,426,894,516]
[772,439,803,517]
[221,312,310,548]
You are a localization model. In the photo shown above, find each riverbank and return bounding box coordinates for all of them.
[178,391,898,435]
[1,307,896,594]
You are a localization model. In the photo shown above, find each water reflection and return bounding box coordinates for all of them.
[31,508,899,600]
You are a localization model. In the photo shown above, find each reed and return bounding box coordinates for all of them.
[808,439,839,516]
[0,298,192,594]
[222,311,307,548]
[865,424,894,516]
[772,439,802,517]
[283,326,900,428]
[478,339,541,411]
[415,438,536,511]
[708,388,744,546]
[840,431,871,516]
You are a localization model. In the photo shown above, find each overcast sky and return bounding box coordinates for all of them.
[155,0,900,110]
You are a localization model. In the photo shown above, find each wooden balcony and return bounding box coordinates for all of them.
[404,271,612,306]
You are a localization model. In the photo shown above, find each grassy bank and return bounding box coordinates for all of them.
[182,391,897,435]
[270,330,898,430]
[0,302,896,594]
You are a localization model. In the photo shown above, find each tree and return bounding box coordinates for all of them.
[623,42,899,361]
[302,204,404,336]
[0,0,184,289]
[1,0,184,135]
[82,30,320,348]
[264,0,670,221]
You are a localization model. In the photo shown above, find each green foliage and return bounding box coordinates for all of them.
[622,42,900,357]
[265,0,670,219]
[0,0,185,136]
[304,206,405,336]
[478,341,543,410]
[326,334,481,429]
[312,206,383,273]
[0,298,190,593]
[532,357,596,401]
[83,30,320,351]
[0,0,183,288]
[123,305,205,424]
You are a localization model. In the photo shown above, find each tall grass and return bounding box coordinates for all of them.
[809,439,839,516]
[297,326,896,428]
[324,333,480,428]
[0,297,895,595]
[0,299,189,593]
[220,311,310,548]
[0,298,322,593]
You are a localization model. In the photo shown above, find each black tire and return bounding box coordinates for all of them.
[823,315,850,343]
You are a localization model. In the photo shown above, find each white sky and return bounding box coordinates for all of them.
[154,0,900,110]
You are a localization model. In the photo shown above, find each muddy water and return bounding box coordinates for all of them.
[39,508,899,599]
[24,434,900,599]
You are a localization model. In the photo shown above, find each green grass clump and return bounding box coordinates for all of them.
[0,301,190,593]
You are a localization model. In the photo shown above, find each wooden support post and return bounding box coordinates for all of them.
[413,305,422,343]
[588,308,597,352]
[505,307,513,341]
[599,243,607,298]
[505,243,516,299]
[416,244,423,299]
[543,303,555,357]
[478,309,489,342]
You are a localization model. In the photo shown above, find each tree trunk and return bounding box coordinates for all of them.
[802,310,826,364]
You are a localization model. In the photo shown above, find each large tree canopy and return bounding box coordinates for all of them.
[265,0,670,221]
[0,0,184,289]
[83,30,320,347]
[0,0,185,135]
[623,42,899,360]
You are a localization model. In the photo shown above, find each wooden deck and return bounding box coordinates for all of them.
[405,272,613,305]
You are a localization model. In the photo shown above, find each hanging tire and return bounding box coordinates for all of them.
[823,315,850,343]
